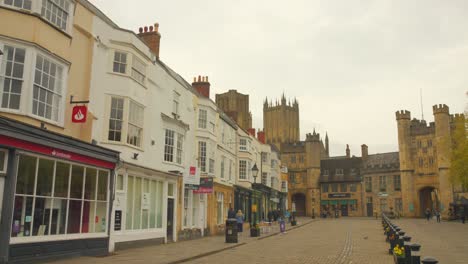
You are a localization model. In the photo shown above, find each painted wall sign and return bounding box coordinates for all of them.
[0,135,115,169]
[114,210,122,231]
[328,193,351,198]
[72,105,87,123]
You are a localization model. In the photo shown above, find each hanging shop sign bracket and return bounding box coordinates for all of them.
[70,95,90,104]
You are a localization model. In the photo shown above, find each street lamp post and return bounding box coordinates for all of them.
[251,164,259,237]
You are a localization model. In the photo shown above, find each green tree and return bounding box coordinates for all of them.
[450,116,468,190]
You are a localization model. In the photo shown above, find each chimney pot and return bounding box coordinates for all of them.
[138,23,161,59]
[206,76,209,82]
[144,26,148,32]
[154,23,159,32]
[139,27,143,33]
[149,25,154,32]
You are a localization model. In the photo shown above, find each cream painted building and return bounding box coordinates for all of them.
[0,1,120,262]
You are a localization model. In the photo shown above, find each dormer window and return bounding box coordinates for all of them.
[323,169,329,176]
[336,169,344,175]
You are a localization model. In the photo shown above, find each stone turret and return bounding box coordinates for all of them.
[396,110,412,170]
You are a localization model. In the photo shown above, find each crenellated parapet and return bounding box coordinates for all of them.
[395,110,411,120]
[433,104,449,115]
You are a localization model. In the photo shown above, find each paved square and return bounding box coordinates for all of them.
[51,217,467,264]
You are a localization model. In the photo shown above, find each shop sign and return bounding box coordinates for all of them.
[72,105,87,123]
[0,135,115,169]
[328,193,351,198]
[114,210,122,231]
[184,166,200,186]
[378,192,388,197]
[193,177,213,194]
[185,184,199,190]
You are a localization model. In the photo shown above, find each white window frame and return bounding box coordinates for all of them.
[2,0,75,34]
[131,56,146,85]
[209,158,215,175]
[239,160,247,180]
[239,138,247,151]
[198,141,207,173]
[220,156,225,179]
[113,51,127,74]
[172,91,180,117]
[106,96,144,148]
[216,192,224,224]
[0,40,68,126]
[0,149,8,174]
[127,100,144,147]
[10,152,110,244]
[198,109,207,129]
[0,44,26,111]
[108,97,124,143]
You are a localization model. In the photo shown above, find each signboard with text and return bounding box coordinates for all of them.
[328,193,351,198]
[184,165,200,186]
[193,177,213,194]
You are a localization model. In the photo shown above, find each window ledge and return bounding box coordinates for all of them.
[161,161,185,169]
[101,140,144,152]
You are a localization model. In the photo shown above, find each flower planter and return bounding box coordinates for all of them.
[393,254,406,264]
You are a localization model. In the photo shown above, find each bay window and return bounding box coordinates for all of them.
[107,96,144,147]
[2,0,73,33]
[163,129,184,164]
[198,141,207,172]
[0,40,67,124]
[113,52,127,74]
[131,56,146,84]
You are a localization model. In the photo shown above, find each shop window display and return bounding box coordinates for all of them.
[11,154,110,238]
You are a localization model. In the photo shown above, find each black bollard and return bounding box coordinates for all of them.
[402,236,412,264]
[421,256,438,264]
[410,243,421,264]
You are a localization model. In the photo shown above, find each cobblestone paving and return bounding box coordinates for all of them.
[189,218,393,264]
[392,218,468,264]
[51,218,400,264]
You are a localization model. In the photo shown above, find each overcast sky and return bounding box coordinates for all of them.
[89,0,467,156]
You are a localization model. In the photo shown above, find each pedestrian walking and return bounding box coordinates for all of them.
[236,210,244,232]
[425,208,431,221]
[435,210,441,223]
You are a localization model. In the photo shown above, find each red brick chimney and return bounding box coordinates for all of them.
[257,131,265,144]
[247,128,256,137]
[192,76,210,98]
[138,23,161,59]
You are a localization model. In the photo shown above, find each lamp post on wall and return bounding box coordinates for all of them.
[252,163,259,184]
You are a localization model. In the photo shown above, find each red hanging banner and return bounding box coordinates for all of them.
[72,105,87,123]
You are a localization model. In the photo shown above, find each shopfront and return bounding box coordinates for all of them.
[110,163,179,251]
[234,185,252,224]
[0,117,119,263]
[321,194,360,217]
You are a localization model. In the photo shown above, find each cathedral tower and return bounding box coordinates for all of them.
[263,94,300,150]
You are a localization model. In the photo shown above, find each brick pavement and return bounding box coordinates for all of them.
[392,218,468,263]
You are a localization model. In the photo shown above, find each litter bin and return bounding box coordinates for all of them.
[225,218,238,243]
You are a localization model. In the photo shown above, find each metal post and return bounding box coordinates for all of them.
[410,243,421,264]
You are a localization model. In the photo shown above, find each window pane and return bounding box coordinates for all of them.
[126,176,134,230]
[11,196,33,237]
[81,201,94,233]
[149,181,156,228]
[54,162,69,197]
[116,174,123,190]
[168,184,174,197]
[156,181,163,228]
[50,198,67,235]
[67,200,82,234]
[97,170,108,201]
[0,151,5,172]
[84,168,97,200]
[70,165,84,199]
[95,202,107,233]
[36,159,54,196]
[134,177,142,229]
[16,155,37,195]
[32,197,52,236]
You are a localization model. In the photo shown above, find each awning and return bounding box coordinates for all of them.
[320,200,328,205]
[340,200,348,205]
[329,200,338,205]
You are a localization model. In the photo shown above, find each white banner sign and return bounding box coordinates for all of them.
[184,165,200,185]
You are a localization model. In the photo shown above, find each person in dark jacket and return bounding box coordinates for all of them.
[228,207,236,219]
